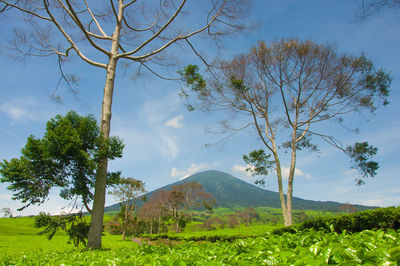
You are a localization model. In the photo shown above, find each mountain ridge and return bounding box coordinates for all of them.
[104,170,376,213]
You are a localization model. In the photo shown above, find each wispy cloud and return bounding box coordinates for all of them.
[134,92,183,161]
[171,163,215,180]
[0,98,38,120]
[281,167,312,180]
[232,164,312,179]
[165,115,184,128]
[232,164,252,177]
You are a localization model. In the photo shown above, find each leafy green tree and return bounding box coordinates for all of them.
[0,110,124,212]
[108,177,146,240]
[179,39,392,226]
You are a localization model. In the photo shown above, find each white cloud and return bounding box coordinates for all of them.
[131,92,183,161]
[0,102,37,120]
[233,164,312,180]
[160,134,179,159]
[165,115,184,128]
[171,163,214,180]
[281,166,312,180]
[232,164,252,177]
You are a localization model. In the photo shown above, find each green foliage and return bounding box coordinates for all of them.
[243,150,275,187]
[34,212,90,247]
[178,65,206,93]
[0,111,124,211]
[2,212,400,264]
[273,206,400,235]
[1,229,399,265]
[178,64,207,111]
[345,142,379,185]
[282,133,319,152]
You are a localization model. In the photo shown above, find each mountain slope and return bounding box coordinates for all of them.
[105,170,375,213]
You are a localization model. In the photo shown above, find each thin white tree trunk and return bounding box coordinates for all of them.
[87,0,124,249]
[87,57,118,248]
[286,128,298,226]
[271,138,291,226]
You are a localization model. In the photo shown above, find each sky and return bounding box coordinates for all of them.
[0,0,399,216]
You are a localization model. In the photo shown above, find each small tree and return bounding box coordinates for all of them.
[339,203,357,214]
[0,111,123,213]
[0,208,12,218]
[165,182,214,232]
[237,207,259,226]
[226,214,240,228]
[138,195,169,234]
[180,39,391,226]
[108,178,146,240]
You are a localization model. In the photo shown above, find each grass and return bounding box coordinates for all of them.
[0,215,140,258]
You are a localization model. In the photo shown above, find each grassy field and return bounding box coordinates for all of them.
[0,216,138,257]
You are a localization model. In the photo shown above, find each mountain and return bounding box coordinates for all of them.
[104,170,375,213]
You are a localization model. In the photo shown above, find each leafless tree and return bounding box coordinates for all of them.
[358,0,400,19]
[0,207,13,218]
[138,189,169,234]
[0,0,249,249]
[181,39,391,226]
[163,182,213,232]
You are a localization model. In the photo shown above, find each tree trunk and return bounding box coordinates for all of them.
[157,213,161,234]
[175,220,179,233]
[271,140,291,226]
[122,228,126,241]
[286,129,298,227]
[87,1,123,249]
[87,57,118,249]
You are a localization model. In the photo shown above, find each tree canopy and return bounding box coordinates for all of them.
[0,110,124,212]
[180,39,392,226]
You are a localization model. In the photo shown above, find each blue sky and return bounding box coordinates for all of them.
[1,0,399,216]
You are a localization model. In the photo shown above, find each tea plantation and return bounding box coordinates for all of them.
[1,207,399,265]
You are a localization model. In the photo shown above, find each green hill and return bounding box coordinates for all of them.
[105,170,376,213]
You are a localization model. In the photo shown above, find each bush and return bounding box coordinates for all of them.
[273,206,400,235]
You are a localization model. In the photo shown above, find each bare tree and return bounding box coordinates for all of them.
[358,0,400,19]
[0,0,249,249]
[138,189,170,234]
[236,207,258,226]
[0,207,13,218]
[180,39,391,226]
[339,203,356,214]
[163,181,213,232]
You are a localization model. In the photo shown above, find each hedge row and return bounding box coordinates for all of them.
[273,206,400,235]
[144,233,250,242]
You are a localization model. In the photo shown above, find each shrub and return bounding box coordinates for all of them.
[273,206,400,234]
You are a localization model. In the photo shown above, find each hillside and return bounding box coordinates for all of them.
[104,170,375,213]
